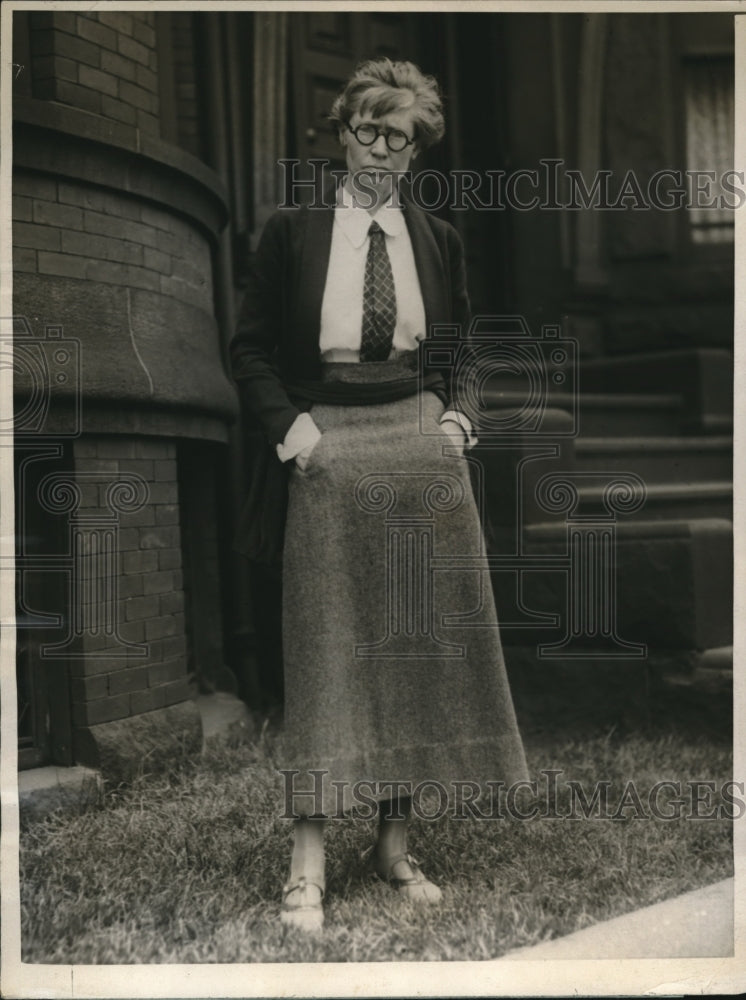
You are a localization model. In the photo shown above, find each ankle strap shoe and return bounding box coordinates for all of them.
[365,848,443,904]
[281,875,325,933]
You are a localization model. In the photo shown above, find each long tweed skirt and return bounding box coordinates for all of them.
[279,363,528,816]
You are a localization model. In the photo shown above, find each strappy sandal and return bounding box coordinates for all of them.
[365,847,443,904]
[280,875,325,933]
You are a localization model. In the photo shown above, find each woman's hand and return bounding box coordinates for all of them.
[295,439,319,472]
[439,418,467,455]
[276,412,322,469]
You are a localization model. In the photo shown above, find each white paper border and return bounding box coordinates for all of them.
[1,1,744,996]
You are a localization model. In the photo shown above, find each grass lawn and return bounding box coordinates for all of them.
[20,724,733,963]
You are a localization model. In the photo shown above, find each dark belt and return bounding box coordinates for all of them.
[283,370,446,407]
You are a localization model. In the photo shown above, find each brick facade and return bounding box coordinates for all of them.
[29,11,159,134]
[13,176,213,311]
[68,438,188,740]
[169,14,203,158]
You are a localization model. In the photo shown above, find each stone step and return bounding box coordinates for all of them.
[497,518,733,651]
[574,480,733,521]
[651,646,733,738]
[574,436,732,484]
[481,389,683,436]
[579,348,733,434]
[575,393,684,436]
[507,479,733,526]
[504,644,732,736]
[663,654,733,694]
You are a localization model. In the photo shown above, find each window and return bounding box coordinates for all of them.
[684,56,734,245]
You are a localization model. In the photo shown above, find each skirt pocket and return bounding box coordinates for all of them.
[296,428,331,477]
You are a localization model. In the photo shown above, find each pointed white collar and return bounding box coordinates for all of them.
[335,179,405,249]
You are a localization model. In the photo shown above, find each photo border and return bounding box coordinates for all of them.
[1,1,743,995]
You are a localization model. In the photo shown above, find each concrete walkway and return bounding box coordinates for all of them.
[501,878,733,960]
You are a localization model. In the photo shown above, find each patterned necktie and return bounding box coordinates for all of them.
[360,221,397,362]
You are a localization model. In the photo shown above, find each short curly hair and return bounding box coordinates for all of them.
[328,58,445,151]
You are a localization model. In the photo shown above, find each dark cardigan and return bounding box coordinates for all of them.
[230,191,472,565]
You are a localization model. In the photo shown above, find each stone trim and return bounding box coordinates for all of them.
[14,96,228,242]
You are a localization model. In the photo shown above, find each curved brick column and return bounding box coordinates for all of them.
[13,98,235,434]
[12,11,237,774]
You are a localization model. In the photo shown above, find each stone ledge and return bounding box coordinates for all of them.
[14,95,228,231]
[68,402,232,441]
[73,699,203,784]
[698,645,733,671]
[18,694,254,821]
[18,765,101,823]
[14,98,228,242]
[12,269,239,429]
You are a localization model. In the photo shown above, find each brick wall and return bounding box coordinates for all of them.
[170,14,203,159]
[29,11,159,134]
[13,174,213,311]
[69,437,189,731]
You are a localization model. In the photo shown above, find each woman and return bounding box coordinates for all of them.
[231,58,528,932]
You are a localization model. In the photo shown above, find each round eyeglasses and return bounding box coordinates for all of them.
[347,122,415,153]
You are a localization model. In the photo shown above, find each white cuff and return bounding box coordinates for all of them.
[276,412,322,463]
[440,409,477,449]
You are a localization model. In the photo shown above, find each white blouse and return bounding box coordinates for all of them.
[276,184,475,463]
[319,184,427,359]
